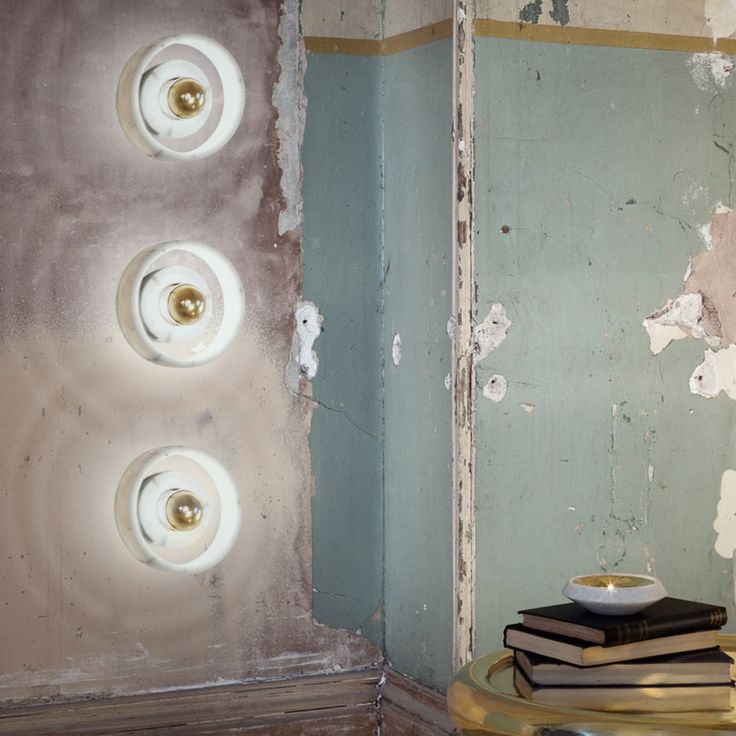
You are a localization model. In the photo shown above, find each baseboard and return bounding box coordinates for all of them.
[0,670,381,735]
[381,669,461,736]
[0,666,460,735]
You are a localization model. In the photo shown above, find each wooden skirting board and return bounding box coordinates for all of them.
[0,667,460,735]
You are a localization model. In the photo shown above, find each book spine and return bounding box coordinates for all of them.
[605,607,727,646]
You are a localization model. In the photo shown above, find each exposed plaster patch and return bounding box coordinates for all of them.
[520,402,536,414]
[689,345,736,399]
[482,374,507,402]
[474,303,511,363]
[391,333,402,366]
[275,0,305,236]
[642,292,712,355]
[444,373,452,390]
[705,0,736,42]
[687,52,734,92]
[446,316,456,340]
[714,469,736,557]
[286,301,323,391]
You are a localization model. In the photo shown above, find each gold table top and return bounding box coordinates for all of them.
[448,635,736,735]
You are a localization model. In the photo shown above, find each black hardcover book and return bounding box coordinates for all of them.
[518,597,727,646]
[514,647,734,686]
[503,623,720,667]
[513,667,733,713]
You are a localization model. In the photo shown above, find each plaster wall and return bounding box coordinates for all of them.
[0,0,377,704]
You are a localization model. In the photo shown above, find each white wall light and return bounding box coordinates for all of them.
[115,446,241,573]
[116,34,245,160]
[116,241,244,367]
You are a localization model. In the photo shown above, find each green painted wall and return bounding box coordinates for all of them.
[474,38,736,653]
[303,54,384,646]
[303,40,454,689]
[383,39,454,690]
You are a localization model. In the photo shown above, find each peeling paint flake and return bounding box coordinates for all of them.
[391,333,402,367]
[482,374,507,402]
[519,402,535,414]
[474,303,511,363]
[286,301,323,391]
[642,292,707,355]
[690,345,736,399]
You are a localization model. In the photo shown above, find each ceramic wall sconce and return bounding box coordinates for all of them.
[115,446,241,573]
[116,240,244,367]
[116,34,245,160]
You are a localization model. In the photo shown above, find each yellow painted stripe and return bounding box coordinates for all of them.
[304,19,452,56]
[383,19,453,55]
[304,36,382,56]
[306,18,736,57]
[474,19,736,54]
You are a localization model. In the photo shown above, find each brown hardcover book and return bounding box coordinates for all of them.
[503,624,719,666]
[518,597,727,646]
[514,647,734,686]
[513,667,733,712]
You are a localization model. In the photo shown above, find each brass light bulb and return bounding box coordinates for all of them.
[168,284,206,325]
[165,491,203,531]
[167,78,206,119]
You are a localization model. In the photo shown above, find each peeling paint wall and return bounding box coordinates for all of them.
[382,38,454,690]
[473,29,736,653]
[302,0,454,691]
[0,0,378,704]
[303,48,385,647]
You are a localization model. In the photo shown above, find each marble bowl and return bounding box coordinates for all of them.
[562,573,667,616]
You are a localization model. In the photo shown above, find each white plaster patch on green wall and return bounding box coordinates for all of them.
[286,301,324,392]
[643,292,715,355]
[482,374,507,402]
[392,333,402,366]
[714,469,736,559]
[706,0,736,41]
[474,303,511,363]
[687,52,734,93]
[690,344,736,399]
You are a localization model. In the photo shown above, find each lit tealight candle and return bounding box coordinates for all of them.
[562,573,667,615]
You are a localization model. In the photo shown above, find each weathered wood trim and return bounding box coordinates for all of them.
[451,0,476,674]
[0,670,381,735]
[381,669,461,735]
[0,666,462,735]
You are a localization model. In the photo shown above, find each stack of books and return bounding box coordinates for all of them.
[504,597,734,712]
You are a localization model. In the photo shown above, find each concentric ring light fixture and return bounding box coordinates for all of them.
[116,241,244,367]
[116,34,245,160]
[115,446,241,573]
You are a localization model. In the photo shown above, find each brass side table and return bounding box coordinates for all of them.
[448,635,736,735]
